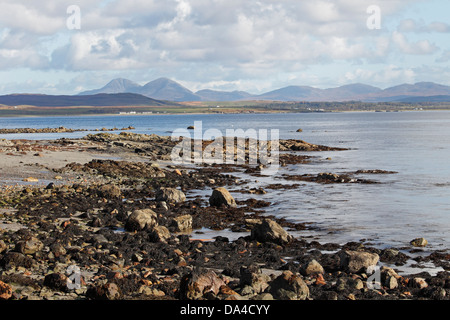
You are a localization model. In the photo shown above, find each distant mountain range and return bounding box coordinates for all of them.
[78,78,450,102]
[2,78,450,108]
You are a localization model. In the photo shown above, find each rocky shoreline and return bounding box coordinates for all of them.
[0,131,449,301]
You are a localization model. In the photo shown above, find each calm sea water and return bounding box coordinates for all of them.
[1,111,449,253]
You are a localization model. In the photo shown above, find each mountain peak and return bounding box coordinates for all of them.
[78,78,450,102]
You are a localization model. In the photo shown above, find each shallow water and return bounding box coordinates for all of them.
[1,111,449,252]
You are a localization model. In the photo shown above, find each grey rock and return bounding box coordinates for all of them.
[125,209,157,231]
[209,187,236,207]
[155,187,186,203]
[338,250,379,273]
[268,271,310,300]
[170,215,193,232]
[148,225,171,243]
[250,219,293,245]
[300,259,325,276]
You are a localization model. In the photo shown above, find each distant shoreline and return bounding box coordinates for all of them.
[1,107,450,119]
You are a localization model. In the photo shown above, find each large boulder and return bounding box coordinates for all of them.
[250,219,293,245]
[155,188,186,203]
[209,187,236,208]
[338,250,379,273]
[125,209,157,232]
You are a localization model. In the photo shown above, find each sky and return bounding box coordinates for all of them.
[0,0,449,95]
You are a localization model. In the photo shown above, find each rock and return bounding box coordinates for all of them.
[240,265,270,294]
[170,215,193,232]
[317,172,340,181]
[0,240,7,254]
[336,277,364,291]
[98,184,121,198]
[155,187,186,203]
[138,286,165,297]
[0,281,12,300]
[0,252,35,269]
[410,238,428,247]
[15,237,44,255]
[180,269,226,300]
[148,225,171,242]
[296,129,303,132]
[412,277,428,289]
[43,273,69,292]
[23,177,38,182]
[300,259,325,276]
[50,242,67,258]
[125,209,157,232]
[86,282,122,300]
[268,271,310,300]
[250,219,293,245]
[338,250,379,274]
[380,266,400,289]
[209,187,237,208]
[251,293,274,300]
[384,275,399,290]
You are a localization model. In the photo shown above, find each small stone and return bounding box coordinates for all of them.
[0,240,7,254]
[240,265,270,294]
[209,187,236,208]
[23,177,38,182]
[180,269,226,300]
[98,184,121,198]
[0,281,12,300]
[300,259,325,276]
[148,225,171,243]
[412,277,428,289]
[43,273,69,292]
[155,187,186,203]
[338,250,379,274]
[250,219,293,245]
[16,237,44,255]
[125,209,157,231]
[87,282,122,300]
[170,215,193,232]
[410,238,428,247]
[268,271,310,300]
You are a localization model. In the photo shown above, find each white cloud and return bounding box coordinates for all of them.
[343,65,416,87]
[398,19,450,33]
[0,0,448,94]
[391,31,438,55]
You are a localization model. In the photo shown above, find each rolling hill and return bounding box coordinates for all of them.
[0,93,174,107]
